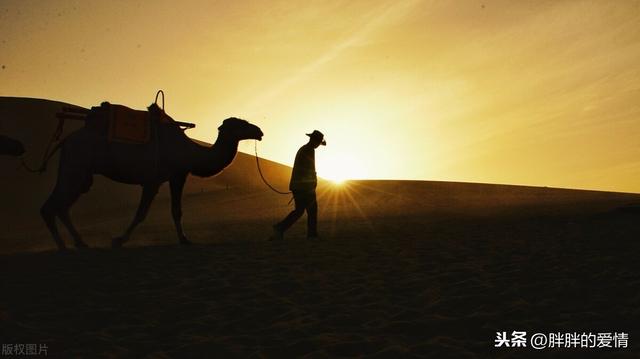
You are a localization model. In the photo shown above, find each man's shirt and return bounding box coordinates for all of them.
[289,143,317,191]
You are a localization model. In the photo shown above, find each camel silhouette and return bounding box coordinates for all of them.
[41,103,263,251]
[0,135,25,156]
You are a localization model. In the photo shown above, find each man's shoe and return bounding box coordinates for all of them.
[307,234,320,240]
[269,225,284,241]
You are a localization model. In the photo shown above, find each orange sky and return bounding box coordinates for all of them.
[1,1,639,192]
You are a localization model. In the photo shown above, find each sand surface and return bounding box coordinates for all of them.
[2,182,640,358]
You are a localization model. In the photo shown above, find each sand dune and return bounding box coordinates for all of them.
[2,97,640,357]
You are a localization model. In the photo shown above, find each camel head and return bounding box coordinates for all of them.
[218,117,263,142]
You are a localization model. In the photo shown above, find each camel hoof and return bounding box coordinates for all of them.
[179,238,193,246]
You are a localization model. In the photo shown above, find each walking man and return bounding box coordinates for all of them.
[271,130,326,240]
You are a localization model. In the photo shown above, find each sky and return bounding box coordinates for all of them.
[1,0,639,192]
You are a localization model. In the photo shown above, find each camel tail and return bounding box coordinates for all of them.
[20,141,63,174]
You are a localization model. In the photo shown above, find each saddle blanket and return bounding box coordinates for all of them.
[108,105,151,144]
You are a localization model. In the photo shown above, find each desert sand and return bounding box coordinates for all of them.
[2,97,640,358]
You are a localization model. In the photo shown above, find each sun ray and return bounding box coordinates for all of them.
[341,184,375,232]
[317,181,376,235]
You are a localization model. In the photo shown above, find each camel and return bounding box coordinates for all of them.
[41,103,263,250]
[0,135,25,156]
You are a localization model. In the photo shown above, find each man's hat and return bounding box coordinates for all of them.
[306,130,326,145]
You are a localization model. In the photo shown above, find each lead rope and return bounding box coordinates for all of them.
[254,141,294,205]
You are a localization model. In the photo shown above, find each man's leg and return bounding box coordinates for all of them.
[274,192,306,235]
[306,191,318,238]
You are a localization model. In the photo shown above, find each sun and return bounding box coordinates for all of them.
[327,175,347,185]
[317,152,365,185]
[319,165,348,184]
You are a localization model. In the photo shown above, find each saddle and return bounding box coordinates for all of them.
[66,101,195,144]
[108,104,152,144]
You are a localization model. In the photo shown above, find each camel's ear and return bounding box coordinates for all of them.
[218,118,233,131]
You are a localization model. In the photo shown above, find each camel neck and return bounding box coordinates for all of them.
[190,134,239,178]
[211,136,239,167]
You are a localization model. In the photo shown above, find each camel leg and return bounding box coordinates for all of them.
[58,175,93,249]
[41,169,92,251]
[112,184,159,248]
[41,195,67,251]
[170,173,191,245]
[58,210,87,249]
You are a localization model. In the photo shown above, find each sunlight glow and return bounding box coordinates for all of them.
[317,152,365,184]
